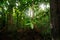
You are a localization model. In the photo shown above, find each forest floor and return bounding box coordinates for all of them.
[0,29,51,40]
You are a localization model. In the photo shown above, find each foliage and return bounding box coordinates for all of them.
[0,0,50,35]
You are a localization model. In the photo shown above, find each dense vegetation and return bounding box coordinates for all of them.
[0,0,50,35]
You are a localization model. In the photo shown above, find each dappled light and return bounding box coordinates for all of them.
[0,15,1,18]
[6,1,10,5]
[4,6,7,11]
[26,7,34,18]
[39,3,46,10]
[0,0,51,40]
[47,3,50,8]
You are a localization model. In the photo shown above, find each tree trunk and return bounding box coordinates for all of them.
[7,5,13,31]
[51,0,60,40]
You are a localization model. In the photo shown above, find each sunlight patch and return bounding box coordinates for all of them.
[26,7,34,18]
[4,6,7,11]
[47,3,50,8]
[0,15,1,18]
[39,3,46,10]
